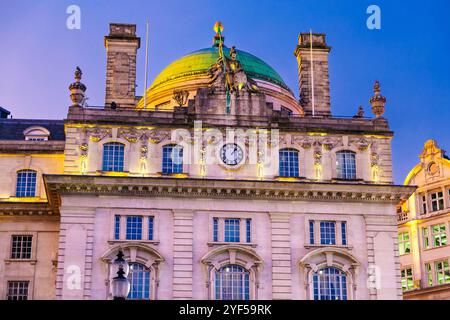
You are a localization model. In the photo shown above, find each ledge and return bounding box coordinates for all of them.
[4,259,37,265]
[107,240,159,245]
[44,174,416,206]
[207,241,257,248]
[304,244,353,250]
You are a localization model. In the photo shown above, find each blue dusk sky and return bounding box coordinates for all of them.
[0,0,449,184]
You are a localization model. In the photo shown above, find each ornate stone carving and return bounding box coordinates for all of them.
[350,137,370,151]
[313,150,322,166]
[69,66,87,107]
[148,129,171,144]
[370,153,379,167]
[79,143,88,158]
[369,80,386,118]
[86,128,112,142]
[118,128,139,143]
[173,90,189,107]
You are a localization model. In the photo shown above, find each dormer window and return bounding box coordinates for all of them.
[23,126,50,141]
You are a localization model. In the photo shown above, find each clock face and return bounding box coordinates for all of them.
[220,143,244,166]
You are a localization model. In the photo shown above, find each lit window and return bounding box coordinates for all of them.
[213,218,219,242]
[279,148,299,177]
[127,263,151,299]
[398,232,411,255]
[435,260,450,285]
[126,216,142,240]
[309,221,315,245]
[224,219,240,242]
[215,265,249,300]
[425,263,433,287]
[11,235,32,259]
[162,144,183,174]
[7,281,29,300]
[420,194,428,214]
[430,191,444,212]
[341,222,347,246]
[313,267,347,300]
[102,142,124,172]
[320,221,336,245]
[148,216,154,241]
[422,227,430,249]
[246,219,251,243]
[114,216,120,240]
[401,268,414,292]
[336,151,356,180]
[432,224,447,247]
[16,170,37,197]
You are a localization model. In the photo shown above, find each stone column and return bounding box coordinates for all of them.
[56,206,95,300]
[364,214,402,300]
[172,210,194,299]
[270,213,292,299]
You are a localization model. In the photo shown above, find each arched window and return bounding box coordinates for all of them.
[215,264,250,300]
[162,144,183,174]
[312,267,347,300]
[16,170,37,197]
[336,151,356,179]
[279,148,299,177]
[127,262,151,300]
[23,126,50,141]
[102,142,125,172]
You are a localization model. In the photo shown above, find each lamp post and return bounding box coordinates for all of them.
[111,249,130,300]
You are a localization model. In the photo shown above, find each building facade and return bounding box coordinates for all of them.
[0,23,414,300]
[398,140,450,299]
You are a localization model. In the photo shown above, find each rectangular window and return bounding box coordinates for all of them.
[7,281,29,300]
[309,221,315,245]
[398,232,411,255]
[213,218,218,242]
[16,170,37,197]
[425,263,433,287]
[126,216,142,240]
[421,194,427,214]
[435,260,450,285]
[224,219,240,242]
[148,216,154,241]
[430,191,444,212]
[320,221,336,245]
[246,219,251,243]
[423,227,430,249]
[11,235,32,259]
[341,222,347,245]
[401,268,414,292]
[432,224,447,247]
[114,215,120,240]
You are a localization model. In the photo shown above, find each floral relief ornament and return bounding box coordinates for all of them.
[87,127,112,142]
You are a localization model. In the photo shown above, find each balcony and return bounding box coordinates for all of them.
[397,211,410,223]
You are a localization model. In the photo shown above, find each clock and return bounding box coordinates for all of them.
[220,143,244,166]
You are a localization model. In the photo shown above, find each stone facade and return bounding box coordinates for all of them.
[398,140,450,299]
[0,22,415,300]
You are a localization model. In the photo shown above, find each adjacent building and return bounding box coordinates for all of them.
[398,140,450,299]
[0,23,415,300]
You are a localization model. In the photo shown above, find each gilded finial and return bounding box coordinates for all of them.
[69,66,87,106]
[214,21,224,34]
[369,80,386,118]
[74,66,82,82]
[213,22,225,47]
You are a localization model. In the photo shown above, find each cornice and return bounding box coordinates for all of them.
[43,174,415,206]
[0,201,58,216]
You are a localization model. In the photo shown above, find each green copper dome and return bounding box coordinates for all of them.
[149,46,291,92]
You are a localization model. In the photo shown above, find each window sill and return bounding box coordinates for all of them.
[4,197,45,203]
[275,176,306,181]
[304,244,353,250]
[422,244,448,252]
[97,171,130,177]
[207,241,257,248]
[4,259,37,265]
[108,240,159,245]
[159,173,188,178]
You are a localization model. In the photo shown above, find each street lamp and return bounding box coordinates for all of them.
[111,249,130,300]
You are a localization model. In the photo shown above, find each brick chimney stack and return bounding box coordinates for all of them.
[294,33,331,117]
[104,23,141,108]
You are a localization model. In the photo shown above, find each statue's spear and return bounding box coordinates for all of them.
[214,21,230,115]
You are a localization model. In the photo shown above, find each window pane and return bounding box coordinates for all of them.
[279,149,299,177]
[320,221,336,245]
[114,216,120,240]
[224,219,240,242]
[148,216,154,241]
[127,263,151,300]
[341,222,347,245]
[215,265,250,300]
[7,281,29,300]
[246,219,251,243]
[102,143,124,172]
[213,218,219,242]
[16,170,37,197]
[336,151,356,180]
[309,221,315,245]
[313,268,347,300]
[11,235,33,259]
[162,145,183,174]
[126,216,142,240]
